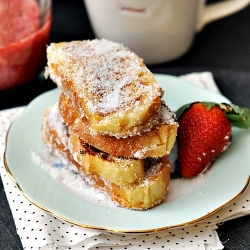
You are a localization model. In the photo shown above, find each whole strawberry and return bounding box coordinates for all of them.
[176,102,250,178]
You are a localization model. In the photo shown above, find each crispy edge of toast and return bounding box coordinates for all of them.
[59,92,178,159]
[42,106,171,210]
[46,40,163,137]
[69,131,147,186]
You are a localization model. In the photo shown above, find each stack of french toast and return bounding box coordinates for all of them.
[42,39,178,210]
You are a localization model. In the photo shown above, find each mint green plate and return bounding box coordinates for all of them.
[4,74,250,233]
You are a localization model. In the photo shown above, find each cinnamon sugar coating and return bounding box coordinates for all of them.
[42,39,178,210]
[59,91,178,159]
[42,105,171,210]
[45,39,162,137]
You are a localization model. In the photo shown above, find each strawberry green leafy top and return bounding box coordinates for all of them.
[176,102,250,129]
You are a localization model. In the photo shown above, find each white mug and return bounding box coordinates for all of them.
[84,0,250,64]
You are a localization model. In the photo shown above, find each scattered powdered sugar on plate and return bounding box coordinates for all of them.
[31,149,118,208]
[165,170,212,203]
[165,143,213,203]
[32,141,212,209]
[36,102,212,210]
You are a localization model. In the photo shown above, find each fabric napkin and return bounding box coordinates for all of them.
[1,72,249,250]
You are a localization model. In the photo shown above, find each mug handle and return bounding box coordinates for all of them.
[196,0,250,31]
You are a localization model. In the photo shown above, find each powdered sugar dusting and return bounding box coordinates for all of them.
[35,139,211,208]
[32,149,117,207]
[164,143,213,203]
[40,102,206,209]
[165,169,212,203]
[134,145,153,159]
[46,39,162,116]
[46,102,68,144]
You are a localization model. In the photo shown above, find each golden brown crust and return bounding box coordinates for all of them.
[43,39,176,210]
[42,106,171,210]
[45,39,163,137]
[58,92,79,127]
[69,131,146,186]
[59,92,178,159]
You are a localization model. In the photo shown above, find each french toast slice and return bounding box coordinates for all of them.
[59,91,178,159]
[43,104,146,186]
[45,39,163,137]
[42,105,171,210]
[69,132,146,186]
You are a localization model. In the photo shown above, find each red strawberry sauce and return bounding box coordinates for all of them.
[0,0,52,90]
